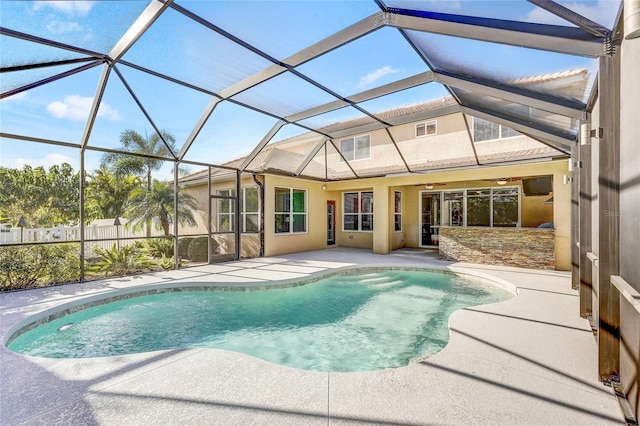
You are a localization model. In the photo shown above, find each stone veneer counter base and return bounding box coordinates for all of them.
[439,226,555,270]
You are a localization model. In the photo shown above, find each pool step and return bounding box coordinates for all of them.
[358,275,388,284]
[369,280,403,289]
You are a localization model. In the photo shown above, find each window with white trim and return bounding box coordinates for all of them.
[241,187,259,233]
[339,135,370,161]
[343,191,373,232]
[217,189,234,232]
[274,187,307,234]
[217,187,260,233]
[394,191,402,232]
[473,117,519,142]
[416,121,437,137]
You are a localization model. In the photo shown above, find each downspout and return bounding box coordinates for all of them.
[252,172,265,257]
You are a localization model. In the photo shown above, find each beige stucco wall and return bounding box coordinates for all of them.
[322,158,570,270]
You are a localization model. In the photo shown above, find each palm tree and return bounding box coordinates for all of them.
[101,129,177,235]
[125,180,199,236]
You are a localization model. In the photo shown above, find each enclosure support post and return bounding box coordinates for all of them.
[79,150,86,282]
[174,163,179,270]
[597,52,621,382]
[235,169,241,261]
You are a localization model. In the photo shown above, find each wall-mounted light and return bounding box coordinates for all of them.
[321,185,327,191]
[625,0,640,39]
[424,183,433,190]
[496,178,508,185]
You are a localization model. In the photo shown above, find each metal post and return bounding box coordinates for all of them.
[597,51,621,383]
[79,149,85,282]
[174,163,179,270]
[235,169,241,261]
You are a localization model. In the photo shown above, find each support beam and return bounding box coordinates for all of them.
[461,105,576,150]
[384,128,411,173]
[527,0,611,37]
[1,57,98,73]
[570,144,580,290]
[285,72,435,123]
[386,9,605,57]
[239,120,286,171]
[578,125,594,319]
[1,60,103,100]
[294,137,329,176]
[0,27,104,58]
[435,70,588,120]
[212,12,385,100]
[112,65,177,159]
[461,114,481,165]
[597,53,621,382]
[108,0,172,62]
[178,97,222,160]
[80,63,111,150]
[329,140,359,178]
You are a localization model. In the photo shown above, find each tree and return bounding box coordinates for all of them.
[0,163,80,227]
[125,180,199,236]
[101,129,178,235]
[85,165,140,221]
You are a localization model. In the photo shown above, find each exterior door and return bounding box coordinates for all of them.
[327,201,336,245]
[420,192,441,247]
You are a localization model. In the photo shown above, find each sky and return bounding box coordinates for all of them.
[0,0,621,179]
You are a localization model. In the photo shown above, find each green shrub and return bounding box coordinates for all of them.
[178,237,194,259]
[153,254,176,270]
[138,238,174,258]
[187,237,218,262]
[0,243,80,291]
[88,243,152,277]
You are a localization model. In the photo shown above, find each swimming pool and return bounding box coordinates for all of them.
[7,268,512,372]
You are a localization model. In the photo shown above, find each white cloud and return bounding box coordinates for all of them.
[16,153,77,169]
[358,66,400,89]
[0,91,28,103]
[32,1,95,16]
[523,1,618,28]
[46,20,82,34]
[47,95,121,121]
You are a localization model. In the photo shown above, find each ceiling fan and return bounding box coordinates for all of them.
[415,182,447,190]
[485,177,523,185]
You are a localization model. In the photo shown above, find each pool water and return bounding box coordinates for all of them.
[8,269,511,371]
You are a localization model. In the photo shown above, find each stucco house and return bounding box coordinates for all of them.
[178,69,590,271]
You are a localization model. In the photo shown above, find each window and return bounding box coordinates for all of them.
[416,121,437,137]
[343,191,373,232]
[473,117,519,142]
[241,187,259,233]
[439,187,520,227]
[275,187,306,234]
[466,189,491,226]
[443,191,464,226]
[339,135,370,161]
[217,187,260,233]
[492,188,519,227]
[217,189,234,232]
[394,191,402,232]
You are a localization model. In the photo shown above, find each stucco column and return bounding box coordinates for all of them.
[373,184,389,254]
[553,162,572,270]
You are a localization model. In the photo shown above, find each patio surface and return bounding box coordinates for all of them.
[0,248,625,425]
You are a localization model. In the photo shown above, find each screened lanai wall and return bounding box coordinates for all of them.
[1,1,639,420]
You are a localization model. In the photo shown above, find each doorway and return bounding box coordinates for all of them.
[327,200,336,245]
[420,192,441,247]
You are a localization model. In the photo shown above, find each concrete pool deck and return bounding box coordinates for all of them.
[0,248,625,425]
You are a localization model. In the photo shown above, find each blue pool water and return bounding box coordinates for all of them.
[8,269,511,371]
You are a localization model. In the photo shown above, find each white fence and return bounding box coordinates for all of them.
[0,220,165,249]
